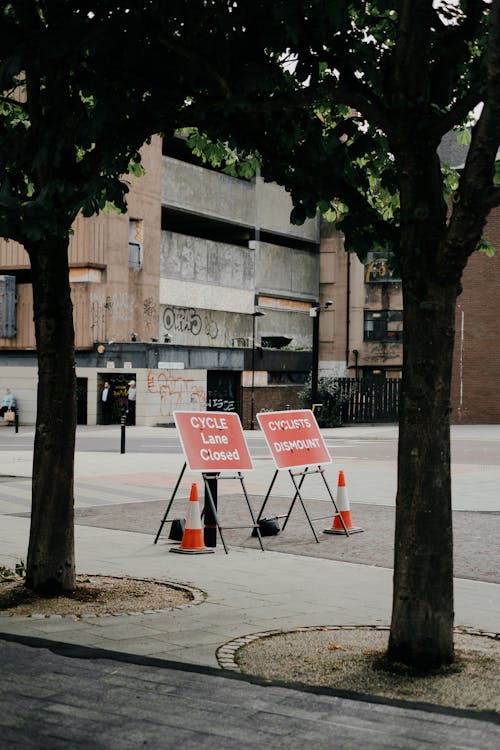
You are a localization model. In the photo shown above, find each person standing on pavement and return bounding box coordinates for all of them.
[126,380,136,425]
[101,381,112,425]
[1,387,16,424]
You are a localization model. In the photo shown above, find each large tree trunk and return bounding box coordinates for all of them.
[385,0,500,668]
[388,275,458,667]
[387,142,462,666]
[25,236,77,594]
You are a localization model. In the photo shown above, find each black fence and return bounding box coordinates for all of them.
[335,378,401,423]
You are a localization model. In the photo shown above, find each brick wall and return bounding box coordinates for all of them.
[451,207,500,423]
[240,385,303,429]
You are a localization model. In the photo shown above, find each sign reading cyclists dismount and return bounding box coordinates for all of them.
[174,411,253,472]
[257,409,331,469]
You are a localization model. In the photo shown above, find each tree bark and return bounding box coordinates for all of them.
[385,0,500,669]
[388,276,457,667]
[25,236,76,594]
[387,144,462,666]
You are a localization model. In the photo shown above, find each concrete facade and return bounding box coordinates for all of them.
[0,138,319,426]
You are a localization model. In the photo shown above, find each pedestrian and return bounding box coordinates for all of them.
[1,387,16,425]
[127,380,136,425]
[101,381,112,424]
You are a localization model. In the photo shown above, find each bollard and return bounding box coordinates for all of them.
[14,409,19,434]
[120,413,126,454]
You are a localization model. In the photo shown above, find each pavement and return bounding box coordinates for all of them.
[0,423,499,748]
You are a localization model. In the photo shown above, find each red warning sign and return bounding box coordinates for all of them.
[174,411,253,472]
[257,409,331,469]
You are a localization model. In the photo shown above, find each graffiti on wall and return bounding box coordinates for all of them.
[89,291,158,339]
[163,306,201,335]
[147,369,206,416]
[205,316,218,340]
[207,397,235,411]
[143,297,157,331]
[163,306,219,340]
[364,252,400,284]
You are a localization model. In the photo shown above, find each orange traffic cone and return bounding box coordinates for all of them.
[324,470,363,535]
[170,483,215,554]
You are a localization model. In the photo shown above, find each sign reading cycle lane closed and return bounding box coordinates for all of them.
[257,409,331,470]
[174,411,253,472]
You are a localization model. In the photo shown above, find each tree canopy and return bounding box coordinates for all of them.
[0,1,193,242]
[166,0,499,262]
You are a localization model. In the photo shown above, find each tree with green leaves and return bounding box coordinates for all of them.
[0,1,191,593]
[154,0,499,667]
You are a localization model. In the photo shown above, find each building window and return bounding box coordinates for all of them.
[267,372,309,385]
[0,275,16,338]
[364,310,403,342]
[128,219,144,269]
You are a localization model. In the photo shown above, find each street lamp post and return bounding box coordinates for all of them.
[310,300,333,409]
[250,310,265,430]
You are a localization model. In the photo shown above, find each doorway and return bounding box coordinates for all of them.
[207,371,240,413]
[97,374,136,424]
[76,378,88,425]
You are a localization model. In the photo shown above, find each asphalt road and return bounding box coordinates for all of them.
[2,427,500,465]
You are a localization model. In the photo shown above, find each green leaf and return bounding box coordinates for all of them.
[456,129,471,146]
[128,160,145,178]
[494,160,500,186]
[477,237,496,257]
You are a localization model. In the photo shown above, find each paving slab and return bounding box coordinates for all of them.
[1,638,498,750]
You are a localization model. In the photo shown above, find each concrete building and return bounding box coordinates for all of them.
[318,223,403,382]
[0,136,319,427]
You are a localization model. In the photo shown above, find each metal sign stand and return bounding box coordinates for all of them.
[154,463,264,553]
[257,465,349,543]
[153,462,187,545]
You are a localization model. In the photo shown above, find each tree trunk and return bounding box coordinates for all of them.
[388,274,458,667]
[25,236,77,594]
[386,137,462,665]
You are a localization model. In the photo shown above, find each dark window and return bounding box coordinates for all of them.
[0,275,16,337]
[364,310,403,342]
[267,372,309,385]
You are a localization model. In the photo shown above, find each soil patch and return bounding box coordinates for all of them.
[231,626,500,714]
[0,575,197,617]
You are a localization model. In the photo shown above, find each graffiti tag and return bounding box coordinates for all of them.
[163,306,202,336]
[147,370,206,416]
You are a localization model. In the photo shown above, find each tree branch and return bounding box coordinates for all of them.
[158,34,233,99]
[0,95,27,110]
[429,89,482,141]
[392,0,434,104]
[314,76,394,138]
[442,0,500,268]
[459,0,500,192]
[431,0,485,61]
